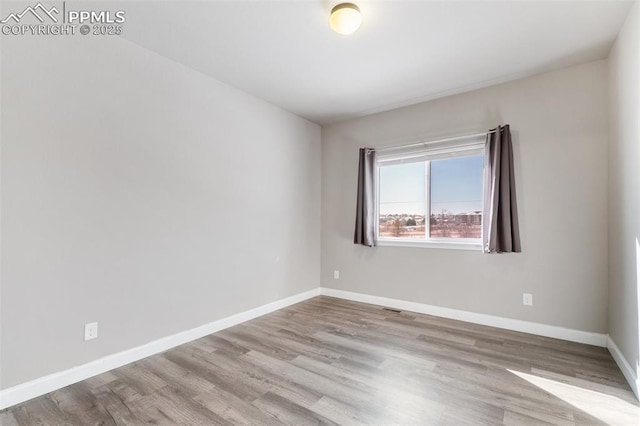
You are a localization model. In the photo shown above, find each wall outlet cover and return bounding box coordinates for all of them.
[84,322,98,341]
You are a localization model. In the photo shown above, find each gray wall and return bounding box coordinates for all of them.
[608,2,640,379]
[0,35,321,389]
[321,60,609,333]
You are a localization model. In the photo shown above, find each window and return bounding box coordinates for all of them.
[376,138,484,249]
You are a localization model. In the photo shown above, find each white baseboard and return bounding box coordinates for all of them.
[0,286,623,410]
[607,336,640,400]
[320,288,608,347]
[0,287,320,410]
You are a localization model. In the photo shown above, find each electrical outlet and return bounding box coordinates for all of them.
[84,322,98,341]
[333,270,340,279]
[523,293,533,306]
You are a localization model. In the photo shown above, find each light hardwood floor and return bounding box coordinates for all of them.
[1,296,639,425]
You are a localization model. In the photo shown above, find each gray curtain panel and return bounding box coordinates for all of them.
[354,148,377,247]
[483,125,522,253]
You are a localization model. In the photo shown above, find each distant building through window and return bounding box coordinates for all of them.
[377,142,484,246]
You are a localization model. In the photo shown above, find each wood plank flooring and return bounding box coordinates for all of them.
[2,296,639,425]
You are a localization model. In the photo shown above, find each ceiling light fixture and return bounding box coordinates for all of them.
[329,3,362,35]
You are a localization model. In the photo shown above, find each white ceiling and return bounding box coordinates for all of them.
[120,1,633,124]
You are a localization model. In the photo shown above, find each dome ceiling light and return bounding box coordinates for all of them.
[329,3,362,35]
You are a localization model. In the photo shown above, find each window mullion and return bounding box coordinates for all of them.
[425,160,431,241]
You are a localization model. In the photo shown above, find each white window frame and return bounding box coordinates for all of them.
[375,137,485,251]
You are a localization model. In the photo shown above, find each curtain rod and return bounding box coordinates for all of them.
[373,129,497,153]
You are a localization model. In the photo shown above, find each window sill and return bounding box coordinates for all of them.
[377,238,482,251]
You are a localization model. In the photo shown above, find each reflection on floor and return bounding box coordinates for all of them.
[1,296,639,425]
